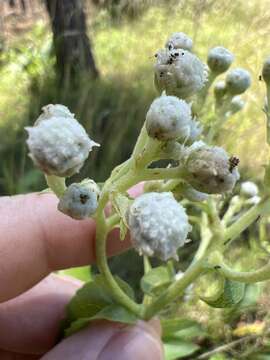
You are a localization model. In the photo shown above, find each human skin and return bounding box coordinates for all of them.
[0,187,164,359]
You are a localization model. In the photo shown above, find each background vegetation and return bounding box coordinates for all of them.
[1,0,270,359]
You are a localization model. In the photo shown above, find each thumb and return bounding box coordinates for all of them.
[41,319,164,360]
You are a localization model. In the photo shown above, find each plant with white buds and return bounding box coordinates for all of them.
[127,192,191,261]
[145,94,192,141]
[207,46,234,75]
[22,33,270,336]
[58,180,100,220]
[165,32,193,51]
[225,68,251,95]
[154,48,208,99]
[26,104,99,177]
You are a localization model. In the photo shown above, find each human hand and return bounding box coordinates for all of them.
[0,190,164,359]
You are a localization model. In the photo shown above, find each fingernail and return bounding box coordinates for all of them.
[98,324,164,360]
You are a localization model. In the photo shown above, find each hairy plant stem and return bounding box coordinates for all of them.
[95,205,143,317]
[45,175,66,198]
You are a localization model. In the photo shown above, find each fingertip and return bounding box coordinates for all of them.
[41,320,164,360]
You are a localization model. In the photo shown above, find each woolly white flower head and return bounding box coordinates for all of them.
[165,32,193,51]
[240,181,258,198]
[26,104,99,177]
[154,48,208,99]
[128,192,191,261]
[225,68,251,95]
[58,180,100,220]
[184,144,240,194]
[207,46,234,74]
[145,94,192,141]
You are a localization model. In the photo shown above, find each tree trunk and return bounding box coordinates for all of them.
[45,0,99,83]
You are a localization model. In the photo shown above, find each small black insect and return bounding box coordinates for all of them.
[229,156,240,173]
[259,75,262,81]
[80,194,89,204]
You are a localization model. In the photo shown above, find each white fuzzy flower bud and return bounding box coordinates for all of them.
[128,192,191,261]
[154,48,208,99]
[240,181,258,198]
[26,104,99,177]
[229,96,245,114]
[207,47,234,74]
[165,32,193,51]
[184,144,240,194]
[58,180,100,219]
[262,57,270,84]
[225,68,251,95]
[145,94,192,140]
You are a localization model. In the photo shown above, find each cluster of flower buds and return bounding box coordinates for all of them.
[154,32,208,99]
[127,192,191,261]
[26,104,99,177]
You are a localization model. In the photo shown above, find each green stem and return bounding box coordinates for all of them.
[45,175,66,198]
[217,257,270,283]
[95,210,142,317]
[106,213,120,231]
[143,258,204,320]
[143,226,211,319]
[223,196,270,245]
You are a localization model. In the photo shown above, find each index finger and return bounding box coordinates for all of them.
[0,183,144,302]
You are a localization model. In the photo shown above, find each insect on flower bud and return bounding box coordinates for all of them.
[154,48,208,99]
[262,57,270,85]
[225,68,251,95]
[240,181,259,198]
[207,46,234,75]
[145,94,192,141]
[26,104,99,177]
[165,32,193,51]
[128,192,191,261]
[184,144,240,194]
[58,180,100,220]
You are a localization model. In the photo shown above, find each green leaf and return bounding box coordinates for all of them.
[66,275,135,323]
[166,325,206,341]
[141,266,173,296]
[164,340,199,360]
[161,318,199,337]
[58,266,91,282]
[111,192,132,241]
[111,192,131,227]
[64,304,137,337]
[200,277,245,308]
